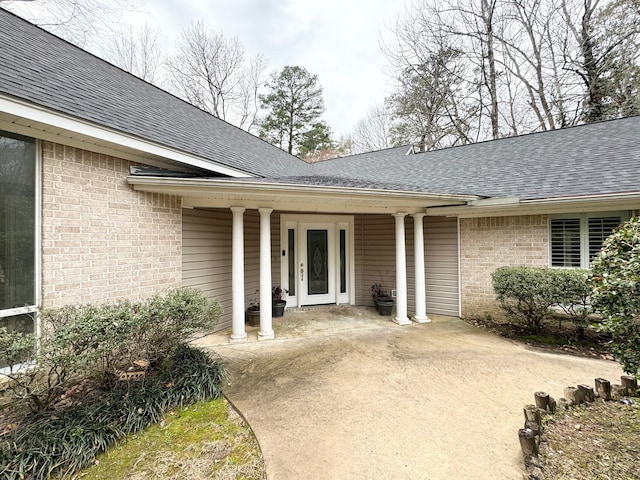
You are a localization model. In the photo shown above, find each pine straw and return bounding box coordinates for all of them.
[536,400,640,480]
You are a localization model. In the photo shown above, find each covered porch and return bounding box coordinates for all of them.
[128,176,476,342]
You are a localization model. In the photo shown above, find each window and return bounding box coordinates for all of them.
[550,212,628,268]
[0,131,38,357]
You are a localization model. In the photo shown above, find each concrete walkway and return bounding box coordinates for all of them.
[195,307,623,480]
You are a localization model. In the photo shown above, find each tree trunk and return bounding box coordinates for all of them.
[534,391,550,411]
[578,384,595,402]
[611,384,628,400]
[518,428,539,458]
[621,375,638,397]
[595,378,611,400]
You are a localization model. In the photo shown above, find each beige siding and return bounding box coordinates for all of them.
[182,208,280,331]
[41,142,182,309]
[459,215,548,318]
[424,216,459,316]
[355,214,459,316]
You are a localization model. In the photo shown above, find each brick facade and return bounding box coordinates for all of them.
[41,142,182,309]
[459,215,549,318]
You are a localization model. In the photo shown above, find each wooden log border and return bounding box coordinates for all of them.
[519,374,638,476]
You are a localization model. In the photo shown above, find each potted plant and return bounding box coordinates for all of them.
[371,283,394,316]
[272,286,288,318]
[246,290,260,327]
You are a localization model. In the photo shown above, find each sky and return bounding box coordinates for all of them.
[123,0,405,137]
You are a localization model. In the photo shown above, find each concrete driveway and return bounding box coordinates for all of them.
[196,308,623,480]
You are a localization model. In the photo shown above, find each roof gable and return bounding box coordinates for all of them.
[0,8,311,178]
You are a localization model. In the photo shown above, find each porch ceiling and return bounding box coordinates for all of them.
[127,176,478,214]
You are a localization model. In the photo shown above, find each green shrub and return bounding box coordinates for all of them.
[590,217,640,379]
[0,288,222,413]
[491,266,590,330]
[0,345,227,480]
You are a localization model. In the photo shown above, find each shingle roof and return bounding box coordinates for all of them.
[2,8,639,201]
[0,8,311,178]
[311,117,640,200]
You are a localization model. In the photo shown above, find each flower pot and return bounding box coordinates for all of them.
[272,300,286,318]
[376,297,394,316]
[246,307,260,326]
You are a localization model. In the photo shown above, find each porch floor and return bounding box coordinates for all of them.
[193,305,412,347]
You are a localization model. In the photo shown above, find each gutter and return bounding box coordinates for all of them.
[127,176,480,203]
[426,192,640,217]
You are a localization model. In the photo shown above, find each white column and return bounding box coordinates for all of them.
[230,207,247,343]
[258,208,275,340]
[393,212,411,325]
[412,213,430,323]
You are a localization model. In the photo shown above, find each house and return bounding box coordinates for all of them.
[1,8,639,343]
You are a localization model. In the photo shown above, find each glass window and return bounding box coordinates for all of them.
[339,229,346,293]
[1,131,37,332]
[550,213,626,268]
[287,228,295,296]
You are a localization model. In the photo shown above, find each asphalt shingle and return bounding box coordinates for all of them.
[0,8,311,178]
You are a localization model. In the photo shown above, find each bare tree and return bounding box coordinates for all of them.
[106,24,163,84]
[1,0,136,48]
[351,105,393,153]
[165,21,267,132]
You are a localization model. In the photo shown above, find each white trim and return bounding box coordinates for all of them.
[457,217,462,318]
[0,95,251,178]
[549,211,630,268]
[280,214,355,308]
[0,135,40,335]
[427,192,640,218]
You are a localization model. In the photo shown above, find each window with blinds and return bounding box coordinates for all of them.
[588,217,621,261]
[550,213,626,268]
[551,218,581,267]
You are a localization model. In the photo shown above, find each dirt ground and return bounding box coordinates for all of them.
[197,309,624,480]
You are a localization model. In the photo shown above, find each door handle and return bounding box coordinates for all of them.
[300,263,304,281]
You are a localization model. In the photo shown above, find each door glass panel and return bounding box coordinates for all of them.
[339,229,346,293]
[1,133,36,314]
[288,228,295,296]
[307,230,328,295]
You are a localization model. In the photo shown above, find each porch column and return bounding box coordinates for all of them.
[412,213,430,323]
[393,212,411,325]
[230,207,247,343]
[258,208,275,340]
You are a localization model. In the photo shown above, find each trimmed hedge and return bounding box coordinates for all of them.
[491,266,590,330]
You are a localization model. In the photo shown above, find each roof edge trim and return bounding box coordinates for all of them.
[126,176,480,202]
[0,94,253,178]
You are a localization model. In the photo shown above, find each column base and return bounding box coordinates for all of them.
[258,330,275,341]
[412,315,431,324]
[229,333,248,343]
[393,316,412,326]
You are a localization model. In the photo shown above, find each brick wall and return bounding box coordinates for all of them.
[459,215,549,318]
[41,142,182,309]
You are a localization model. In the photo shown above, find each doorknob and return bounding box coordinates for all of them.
[300,263,304,281]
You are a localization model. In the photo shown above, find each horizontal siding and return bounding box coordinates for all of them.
[356,214,459,317]
[425,216,459,316]
[182,208,281,332]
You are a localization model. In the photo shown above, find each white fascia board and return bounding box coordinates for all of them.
[0,94,252,178]
[127,176,479,203]
[426,192,640,217]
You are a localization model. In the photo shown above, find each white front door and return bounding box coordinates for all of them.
[280,215,354,308]
[299,223,335,305]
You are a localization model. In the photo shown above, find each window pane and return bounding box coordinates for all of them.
[307,230,328,295]
[1,133,36,312]
[339,229,346,293]
[550,218,581,267]
[288,229,295,296]
[588,216,621,263]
